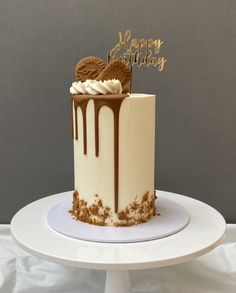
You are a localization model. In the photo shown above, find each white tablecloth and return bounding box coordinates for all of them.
[0,224,235,293]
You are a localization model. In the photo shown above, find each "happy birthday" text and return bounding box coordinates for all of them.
[107,31,167,71]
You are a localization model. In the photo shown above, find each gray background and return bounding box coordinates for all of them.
[0,0,236,223]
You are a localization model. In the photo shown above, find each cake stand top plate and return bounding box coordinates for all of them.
[11,190,226,270]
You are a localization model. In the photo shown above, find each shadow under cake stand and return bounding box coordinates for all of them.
[11,190,226,293]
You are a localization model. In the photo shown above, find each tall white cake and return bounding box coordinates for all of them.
[69,57,157,226]
[71,92,156,226]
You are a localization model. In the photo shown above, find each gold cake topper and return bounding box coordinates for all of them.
[107,30,167,71]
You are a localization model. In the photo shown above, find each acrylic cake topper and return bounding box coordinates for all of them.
[73,30,166,94]
[107,30,167,71]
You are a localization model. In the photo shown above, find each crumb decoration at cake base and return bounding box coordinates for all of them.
[70,190,156,227]
[69,30,166,227]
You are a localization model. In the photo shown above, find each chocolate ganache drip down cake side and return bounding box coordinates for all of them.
[69,56,156,226]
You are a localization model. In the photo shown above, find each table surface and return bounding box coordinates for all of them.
[11,190,226,270]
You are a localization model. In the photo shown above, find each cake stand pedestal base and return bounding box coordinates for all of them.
[105,270,131,293]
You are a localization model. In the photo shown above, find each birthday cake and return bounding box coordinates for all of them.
[69,31,166,226]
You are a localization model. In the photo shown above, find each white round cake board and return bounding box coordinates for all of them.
[47,197,190,243]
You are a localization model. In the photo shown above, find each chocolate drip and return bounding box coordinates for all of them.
[71,97,74,139]
[93,97,126,212]
[73,97,89,154]
[94,105,100,157]
[71,94,128,212]
[74,102,78,140]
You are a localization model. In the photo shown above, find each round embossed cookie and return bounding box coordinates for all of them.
[75,56,106,82]
[96,59,132,89]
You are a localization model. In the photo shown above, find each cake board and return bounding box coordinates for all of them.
[47,197,190,243]
[11,190,226,293]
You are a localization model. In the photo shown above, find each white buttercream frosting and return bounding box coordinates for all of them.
[70,79,122,95]
[73,94,155,224]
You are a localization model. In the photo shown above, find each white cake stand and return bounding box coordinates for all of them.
[11,190,226,293]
